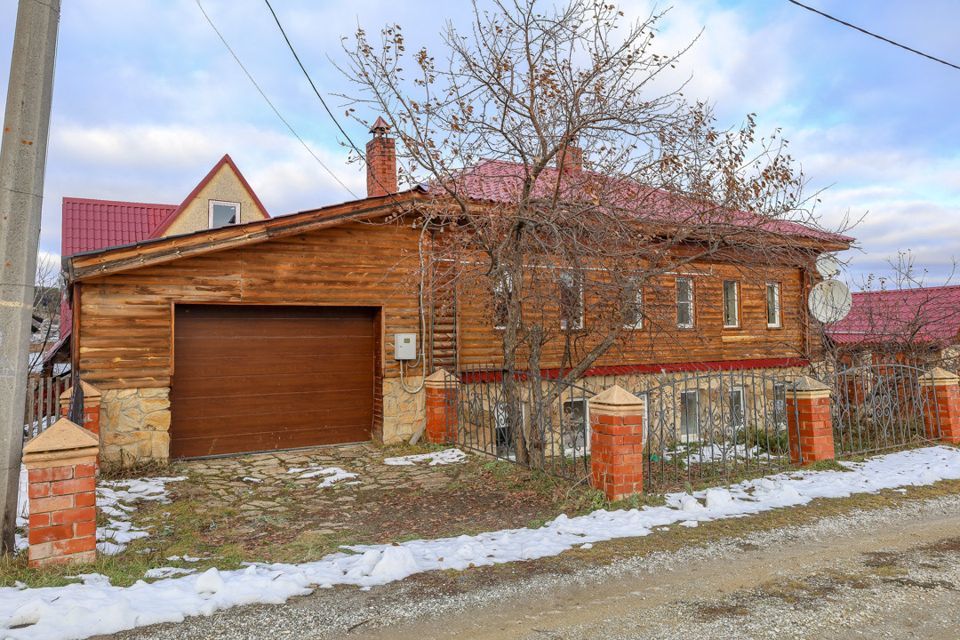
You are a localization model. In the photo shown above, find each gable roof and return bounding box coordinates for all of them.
[448,160,852,246]
[149,154,270,238]
[826,284,960,346]
[53,154,271,363]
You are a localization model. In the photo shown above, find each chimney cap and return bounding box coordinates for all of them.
[370,116,391,137]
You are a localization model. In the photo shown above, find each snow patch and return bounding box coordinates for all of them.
[96,477,185,555]
[383,448,468,466]
[16,468,183,556]
[4,446,960,640]
[144,567,196,580]
[288,466,359,488]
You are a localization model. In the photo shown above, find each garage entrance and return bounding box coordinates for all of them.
[171,305,378,458]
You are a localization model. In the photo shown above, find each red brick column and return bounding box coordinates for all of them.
[22,418,99,567]
[786,376,835,465]
[919,367,960,444]
[588,385,646,501]
[59,380,102,436]
[424,369,458,444]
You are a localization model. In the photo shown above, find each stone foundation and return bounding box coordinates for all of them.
[100,388,171,465]
[382,377,425,444]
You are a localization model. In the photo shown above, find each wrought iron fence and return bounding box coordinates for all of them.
[633,368,799,492]
[449,365,594,482]
[449,365,802,492]
[821,363,940,457]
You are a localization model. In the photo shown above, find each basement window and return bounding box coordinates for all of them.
[209,200,240,229]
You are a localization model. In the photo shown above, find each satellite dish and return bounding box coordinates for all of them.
[815,254,842,279]
[809,279,852,324]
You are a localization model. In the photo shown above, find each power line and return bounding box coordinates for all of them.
[193,0,358,197]
[263,0,402,203]
[787,0,960,71]
[262,0,368,162]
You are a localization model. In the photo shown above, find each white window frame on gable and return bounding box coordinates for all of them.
[676,276,694,329]
[766,282,782,328]
[209,200,240,229]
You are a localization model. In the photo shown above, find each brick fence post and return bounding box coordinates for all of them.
[424,369,458,444]
[22,418,99,567]
[588,385,646,501]
[918,367,960,444]
[786,375,835,465]
[59,380,103,436]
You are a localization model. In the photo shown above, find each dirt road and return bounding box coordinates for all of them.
[111,493,960,640]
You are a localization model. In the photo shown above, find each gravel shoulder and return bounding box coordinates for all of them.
[103,488,960,640]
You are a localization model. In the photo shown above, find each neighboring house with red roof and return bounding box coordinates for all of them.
[824,285,960,369]
[59,124,851,465]
[47,154,270,366]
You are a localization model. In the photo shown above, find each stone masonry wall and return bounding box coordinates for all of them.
[382,377,425,444]
[99,388,171,465]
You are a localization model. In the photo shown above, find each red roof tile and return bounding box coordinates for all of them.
[826,284,960,346]
[445,160,852,244]
[61,197,176,257]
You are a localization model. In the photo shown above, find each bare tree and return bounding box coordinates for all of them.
[27,254,61,375]
[822,251,960,372]
[340,0,845,460]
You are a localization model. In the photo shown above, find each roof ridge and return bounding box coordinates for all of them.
[62,196,177,209]
[852,283,960,297]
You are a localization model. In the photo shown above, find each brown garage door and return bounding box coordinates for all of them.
[171,305,377,458]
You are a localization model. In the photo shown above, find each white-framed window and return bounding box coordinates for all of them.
[623,279,643,330]
[679,390,700,441]
[559,271,584,331]
[676,277,694,328]
[638,391,651,443]
[493,272,513,330]
[728,387,745,428]
[723,280,740,328]
[209,200,240,228]
[773,382,788,426]
[766,282,782,328]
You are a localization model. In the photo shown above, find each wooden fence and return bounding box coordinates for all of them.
[23,375,69,440]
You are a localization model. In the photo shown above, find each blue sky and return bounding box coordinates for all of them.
[1,0,958,288]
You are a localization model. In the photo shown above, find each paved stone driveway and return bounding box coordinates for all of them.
[168,445,461,537]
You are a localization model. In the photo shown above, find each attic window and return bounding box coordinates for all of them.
[209,200,240,228]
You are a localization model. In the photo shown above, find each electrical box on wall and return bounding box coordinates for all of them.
[394,333,417,360]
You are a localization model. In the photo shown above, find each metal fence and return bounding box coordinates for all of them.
[633,368,798,492]
[823,363,940,457]
[449,365,802,492]
[450,365,594,482]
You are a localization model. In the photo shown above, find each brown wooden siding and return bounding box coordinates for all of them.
[454,260,810,369]
[77,221,423,391]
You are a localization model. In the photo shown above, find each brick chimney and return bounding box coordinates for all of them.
[557,142,583,174]
[366,116,398,197]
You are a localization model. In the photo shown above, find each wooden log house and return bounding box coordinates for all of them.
[55,124,852,464]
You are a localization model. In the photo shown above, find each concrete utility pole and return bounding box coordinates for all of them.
[0,0,61,555]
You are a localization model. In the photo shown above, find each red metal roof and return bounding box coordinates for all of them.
[446,159,852,244]
[826,284,960,346]
[61,198,177,257]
